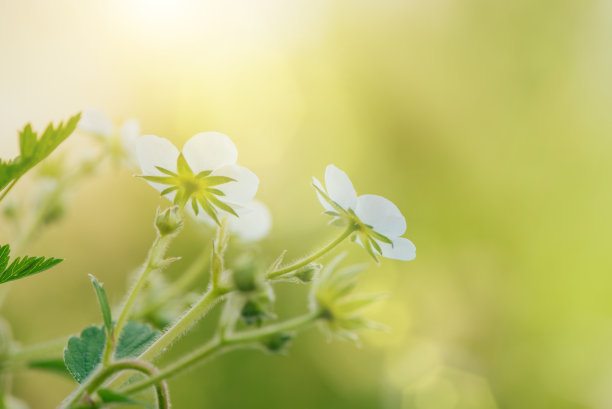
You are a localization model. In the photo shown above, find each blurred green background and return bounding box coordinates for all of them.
[2,0,612,408]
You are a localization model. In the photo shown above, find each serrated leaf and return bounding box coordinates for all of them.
[0,244,62,285]
[89,275,112,334]
[98,389,152,408]
[115,321,160,360]
[64,326,106,383]
[0,113,81,199]
[27,358,71,378]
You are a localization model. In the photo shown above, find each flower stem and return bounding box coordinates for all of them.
[267,225,355,279]
[60,360,168,409]
[107,233,174,364]
[121,311,320,395]
[105,286,228,390]
[136,247,210,319]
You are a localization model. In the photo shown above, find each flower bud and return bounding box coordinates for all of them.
[295,263,321,283]
[240,284,275,326]
[232,264,258,293]
[155,206,183,236]
[261,332,293,354]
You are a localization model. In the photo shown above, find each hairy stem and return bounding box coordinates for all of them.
[122,311,320,395]
[107,233,174,364]
[60,360,168,409]
[267,225,355,279]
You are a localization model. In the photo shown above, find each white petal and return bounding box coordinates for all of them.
[212,164,259,206]
[119,119,141,142]
[228,200,272,242]
[136,135,179,194]
[79,109,113,137]
[312,176,334,212]
[182,132,238,174]
[380,237,416,261]
[118,119,141,167]
[325,165,357,210]
[355,194,406,237]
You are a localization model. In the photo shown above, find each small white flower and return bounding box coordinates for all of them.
[136,132,259,225]
[195,200,272,242]
[313,165,415,261]
[79,109,141,167]
[227,200,272,242]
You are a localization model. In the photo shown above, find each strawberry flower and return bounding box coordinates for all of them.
[79,108,141,168]
[313,165,415,261]
[136,132,259,225]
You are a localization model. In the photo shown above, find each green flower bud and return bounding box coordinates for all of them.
[240,284,275,326]
[155,206,183,236]
[232,264,259,293]
[261,332,293,354]
[295,263,321,283]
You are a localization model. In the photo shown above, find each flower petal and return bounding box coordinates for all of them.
[212,164,259,206]
[312,176,334,212]
[325,165,357,210]
[79,109,113,138]
[136,135,180,195]
[379,237,416,261]
[119,119,141,142]
[182,132,238,174]
[228,200,272,242]
[355,194,406,237]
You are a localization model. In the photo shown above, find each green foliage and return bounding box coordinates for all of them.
[64,326,106,383]
[98,389,152,408]
[27,358,71,378]
[0,244,62,285]
[64,322,160,383]
[0,113,81,198]
[89,275,113,334]
[115,321,160,360]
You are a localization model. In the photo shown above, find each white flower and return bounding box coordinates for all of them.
[227,200,272,241]
[136,132,259,225]
[194,200,272,242]
[79,109,141,167]
[313,165,415,261]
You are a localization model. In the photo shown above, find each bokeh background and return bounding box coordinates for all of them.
[1,0,612,408]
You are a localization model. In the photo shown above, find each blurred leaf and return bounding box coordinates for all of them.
[115,321,160,360]
[0,244,62,285]
[0,113,81,199]
[64,326,106,383]
[89,275,113,334]
[27,357,71,378]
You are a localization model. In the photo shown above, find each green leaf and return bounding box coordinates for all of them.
[98,389,152,408]
[0,113,81,199]
[0,244,63,285]
[115,322,160,360]
[64,322,161,383]
[89,275,113,334]
[27,357,71,378]
[64,326,106,383]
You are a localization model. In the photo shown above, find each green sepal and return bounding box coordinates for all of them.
[209,195,239,217]
[176,153,193,175]
[0,244,63,285]
[368,230,393,246]
[89,275,113,335]
[205,176,236,186]
[155,166,177,177]
[312,183,346,214]
[140,175,174,185]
